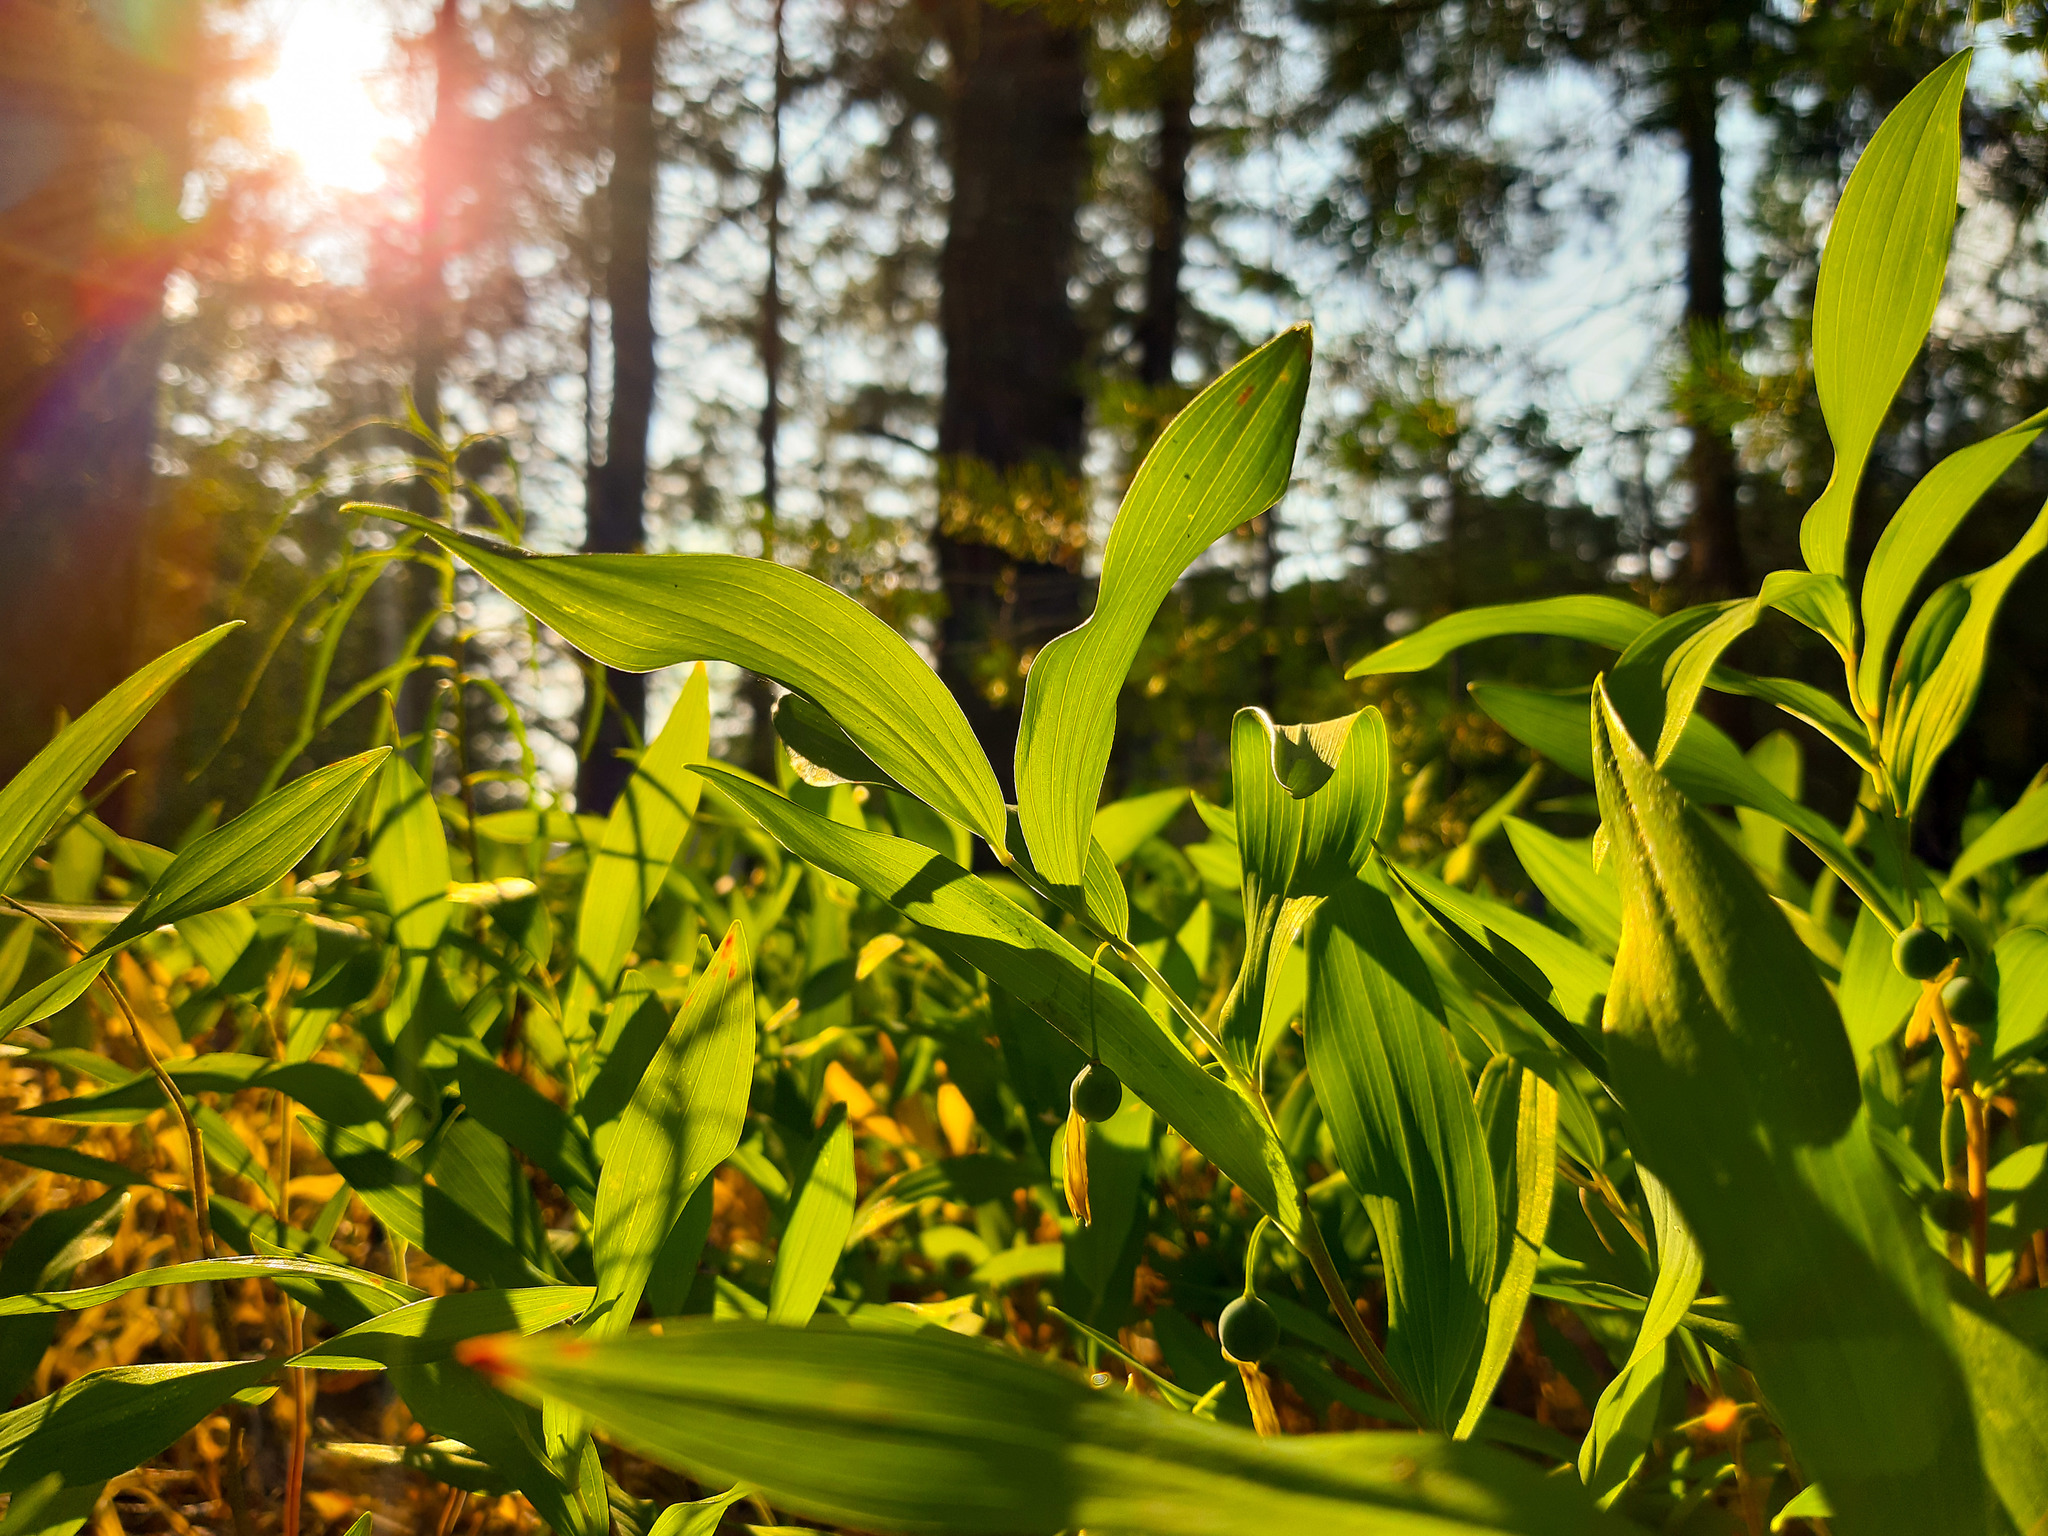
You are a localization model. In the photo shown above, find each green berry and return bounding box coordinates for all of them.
[1892,923,1950,981]
[1070,1061,1122,1122]
[1942,974,1996,1027]
[1218,1294,1279,1364]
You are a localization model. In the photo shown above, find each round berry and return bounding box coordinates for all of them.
[1218,1294,1280,1364]
[1070,1061,1123,1122]
[1892,923,1951,981]
[1942,974,1996,1027]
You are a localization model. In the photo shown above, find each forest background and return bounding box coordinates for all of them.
[6,0,2048,860]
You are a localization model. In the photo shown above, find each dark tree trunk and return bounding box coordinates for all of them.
[0,2,197,787]
[933,0,1091,789]
[1137,13,1198,389]
[388,0,469,741]
[578,0,660,815]
[744,0,790,780]
[1676,63,1745,600]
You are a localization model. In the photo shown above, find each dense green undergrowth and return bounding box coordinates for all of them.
[3,50,2048,1536]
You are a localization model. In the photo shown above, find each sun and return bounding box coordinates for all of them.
[250,2,405,195]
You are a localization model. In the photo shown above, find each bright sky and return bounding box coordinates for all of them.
[246,0,408,194]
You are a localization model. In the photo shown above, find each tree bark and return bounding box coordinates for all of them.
[1138,12,1198,389]
[1675,62,1745,600]
[744,0,790,779]
[0,1,197,785]
[578,0,660,815]
[933,0,1091,790]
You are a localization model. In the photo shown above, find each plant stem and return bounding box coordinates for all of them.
[1292,1198,1426,1427]
[1926,975,1989,1287]
[1113,937,1270,1122]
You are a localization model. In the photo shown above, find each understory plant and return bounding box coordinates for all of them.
[2,48,2047,1536]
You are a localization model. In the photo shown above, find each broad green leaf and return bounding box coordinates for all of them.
[1454,1064,1557,1441]
[1016,329,1310,891]
[1947,1279,2048,1531]
[591,922,755,1333]
[1346,596,1653,678]
[0,1359,275,1494]
[0,957,110,1044]
[462,1319,1631,1535]
[359,505,1007,852]
[1306,881,1496,1429]
[1473,683,1903,929]
[1396,866,1611,1027]
[290,1287,593,1371]
[1837,904,1921,1063]
[1591,680,1982,1532]
[1860,408,2048,710]
[1946,778,2048,891]
[773,692,896,790]
[316,1121,556,1289]
[1218,708,1388,1066]
[0,1471,100,1536]
[93,749,387,953]
[0,624,236,897]
[1609,575,1846,766]
[648,1487,748,1536]
[368,754,450,953]
[564,664,710,1062]
[0,1255,414,1318]
[699,766,1299,1237]
[1991,927,2048,1069]
[454,1042,598,1216]
[1802,51,1971,576]
[1577,1170,1701,1499]
[1713,670,1876,773]
[1093,788,1188,866]
[1503,818,1619,958]
[1883,500,2048,814]
[767,1107,856,1326]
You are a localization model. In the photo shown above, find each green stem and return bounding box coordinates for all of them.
[1293,1198,1426,1428]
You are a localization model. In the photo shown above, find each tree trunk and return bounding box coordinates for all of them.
[1137,12,1198,389]
[0,1,197,786]
[1675,62,1745,600]
[578,0,660,815]
[934,0,1091,791]
[744,0,790,779]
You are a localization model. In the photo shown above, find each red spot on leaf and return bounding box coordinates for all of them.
[1235,385,1255,407]
[453,1335,518,1381]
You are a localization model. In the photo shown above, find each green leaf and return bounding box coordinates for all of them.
[1305,880,1496,1429]
[1946,779,2048,891]
[358,505,1007,853]
[1218,708,1389,1066]
[1395,865,1611,1027]
[0,624,237,897]
[0,1255,414,1319]
[648,1487,749,1536]
[773,693,896,790]
[698,765,1299,1238]
[392,1358,609,1536]
[1092,788,1188,866]
[465,1319,1632,1536]
[0,1359,275,1494]
[0,957,111,1045]
[368,754,450,954]
[1859,408,2048,710]
[1608,575,1847,766]
[564,664,711,1063]
[315,1121,556,1289]
[1801,51,1971,576]
[1577,1171,1701,1500]
[1883,503,2048,814]
[1454,1064,1557,1441]
[1015,329,1310,891]
[454,1043,599,1217]
[767,1107,856,1326]
[591,922,755,1332]
[1947,1279,2048,1532]
[0,1471,101,1536]
[290,1287,593,1371]
[1502,819,1619,958]
[1473,683,1903,929]
[1991,927,2048,1070]
[93,749,387,954]
[1590,679,1983,1532]
[1346,596,1653,678]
